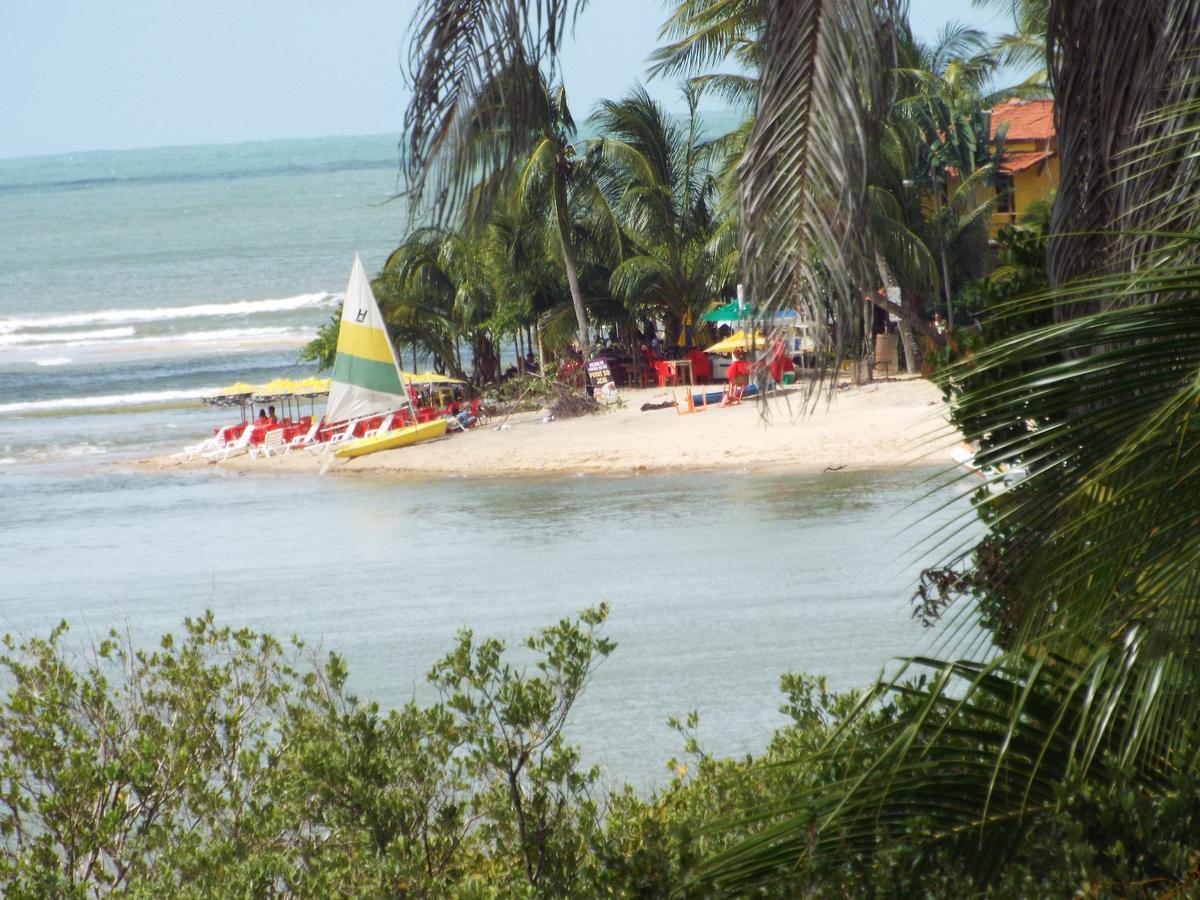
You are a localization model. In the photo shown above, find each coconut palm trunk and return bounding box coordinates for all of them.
[553,167,589,352]
[874,250,922,373]
[939,243,954,331]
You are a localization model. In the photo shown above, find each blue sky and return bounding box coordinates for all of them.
[0,1,1011,159]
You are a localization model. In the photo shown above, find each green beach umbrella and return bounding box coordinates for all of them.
[700,300,753,322]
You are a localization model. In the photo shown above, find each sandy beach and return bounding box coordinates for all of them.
[146,377,958,478]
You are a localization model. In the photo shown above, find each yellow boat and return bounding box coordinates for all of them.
[334,419,448,459]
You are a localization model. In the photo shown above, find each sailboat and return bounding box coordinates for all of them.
[325,255,447,460]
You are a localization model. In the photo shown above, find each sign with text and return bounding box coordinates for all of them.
[586,358,613,387]
[586,358,619,403]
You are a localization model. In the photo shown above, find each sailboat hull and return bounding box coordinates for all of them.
[334,419,448,459]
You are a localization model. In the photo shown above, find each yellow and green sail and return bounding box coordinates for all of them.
[323,255,414,425]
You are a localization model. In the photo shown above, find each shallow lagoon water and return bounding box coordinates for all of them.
[0,463,974,788]
[0,134,979,787]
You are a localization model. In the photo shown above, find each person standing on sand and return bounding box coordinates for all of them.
[723,349,753,404]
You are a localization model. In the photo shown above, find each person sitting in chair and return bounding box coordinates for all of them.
[723,350,752,405]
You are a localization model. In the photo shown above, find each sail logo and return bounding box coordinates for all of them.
[355,308,368,323]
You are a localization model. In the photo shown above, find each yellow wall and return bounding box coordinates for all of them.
[990,138,1058,236]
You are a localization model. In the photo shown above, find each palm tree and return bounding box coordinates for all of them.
[510,75,593,351]
[648,0,764,104]
[377,228,495,383]
[590,85,724,341]
[973,0,1050,87]
[707,0,1200,889]
[403,0,1200,890]
[866,21,1001,369]
[403,41,594,353]
[899,23,1002,331]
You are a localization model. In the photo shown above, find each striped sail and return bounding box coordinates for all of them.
[323,254,412,425]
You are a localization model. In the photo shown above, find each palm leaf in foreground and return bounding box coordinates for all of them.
[706,637,1196,891]
[402,0,586,223]
[737,0,898,388]
[703,240,1200,889]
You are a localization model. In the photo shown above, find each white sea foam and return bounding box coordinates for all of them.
[143,326,312,345]
[0,457,16,466]
[61,443,109,457]
[32,357,73,367]
[0,387,221,415]
[0,326,136,346]
[6,326,313,355]
[0,292,336,335]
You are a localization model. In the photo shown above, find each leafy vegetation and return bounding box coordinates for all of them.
[37,0,1200,895]
[304,1,1010,385]
[382,0,1200,895]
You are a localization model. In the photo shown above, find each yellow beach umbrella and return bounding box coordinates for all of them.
[291,377,332,396]
[251,378,300,400]
[208,381,258,399]
[705,330,767,354]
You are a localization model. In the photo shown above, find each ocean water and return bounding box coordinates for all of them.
[0,133,978,787]
[0,134,415,448]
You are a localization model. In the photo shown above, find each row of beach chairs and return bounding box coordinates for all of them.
[172,398,482,464]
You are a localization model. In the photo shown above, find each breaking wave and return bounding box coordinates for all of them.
[0,292,336,335]
[0,387,222,416]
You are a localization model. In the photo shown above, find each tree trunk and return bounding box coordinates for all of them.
[861,298,874,384]
[864,291,944,347]
[874,250,922,373]
[897,318,921,374]
[554,174,589,352]
[941,244,955,332]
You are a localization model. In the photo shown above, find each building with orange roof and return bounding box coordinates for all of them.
[989,99,1057,236]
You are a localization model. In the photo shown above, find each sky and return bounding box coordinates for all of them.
[0,1,1010,160]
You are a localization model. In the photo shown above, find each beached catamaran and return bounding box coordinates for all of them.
[325,254,447,459]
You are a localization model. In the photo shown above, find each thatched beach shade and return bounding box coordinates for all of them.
[203,382,258,407]
[251,378,299,401]
[705,331,768,354]
[291,377,331,397]
[288,377,331,418]
[250,379,303,420]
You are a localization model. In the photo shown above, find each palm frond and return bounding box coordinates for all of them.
[1047,0,1200,294]
[648,0,765,81]
[737,0,900,384]
[686,72,760,105]
[402,0,586,222]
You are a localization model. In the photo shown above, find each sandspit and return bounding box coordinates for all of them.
[144,377,958,478]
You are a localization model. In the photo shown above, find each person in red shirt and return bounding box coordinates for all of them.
[725,350,752,382]
[768,340,795,383]
[724,350,753,404]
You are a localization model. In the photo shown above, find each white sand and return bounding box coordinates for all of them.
[145,377,958,479]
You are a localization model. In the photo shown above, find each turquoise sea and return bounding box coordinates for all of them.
[0,134,975,786]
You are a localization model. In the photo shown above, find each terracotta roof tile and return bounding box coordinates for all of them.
[990,99,1055,142]
[998,150,1054,174]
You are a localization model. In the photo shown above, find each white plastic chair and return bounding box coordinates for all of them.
[172,434,222,464]
[250,428,287,459]
[203,424,256,462]
[282,420,322,454]
[305,420,358,455]
[363,413,394,438]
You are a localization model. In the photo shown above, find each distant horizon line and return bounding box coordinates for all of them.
[0,106,747,166]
